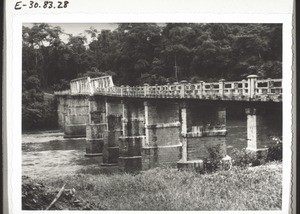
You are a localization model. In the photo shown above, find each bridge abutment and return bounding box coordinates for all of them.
[64,95,89,138]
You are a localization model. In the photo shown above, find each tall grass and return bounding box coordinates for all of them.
[40,162,282,210]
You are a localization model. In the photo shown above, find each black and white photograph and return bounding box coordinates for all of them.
[21,22,284,210]
[4,0,294,213]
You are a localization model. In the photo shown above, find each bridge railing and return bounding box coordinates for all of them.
[222,80,249,97]
[56,75,282,102]
[256,78,282,95]
[94,75,281,101]
[69,76,115,95]
[202,82,220,97]
[90,76,114,94]
[70,77,90,95]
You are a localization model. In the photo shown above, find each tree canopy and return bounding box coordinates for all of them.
[23,23,282,88]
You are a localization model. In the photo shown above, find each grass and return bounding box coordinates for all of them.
[34,161,282,211]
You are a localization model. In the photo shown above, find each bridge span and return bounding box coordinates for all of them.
[54,75,282,172]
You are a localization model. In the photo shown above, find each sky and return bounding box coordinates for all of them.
[23,23,119,43]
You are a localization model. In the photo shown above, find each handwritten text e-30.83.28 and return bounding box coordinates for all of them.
[14,1,69,10]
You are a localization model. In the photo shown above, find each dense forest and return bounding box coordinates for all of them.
[22,23,282,130]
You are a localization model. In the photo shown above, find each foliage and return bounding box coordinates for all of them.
[22,176,96,210]
[23,23,282,88]
[231,148,261,167]
[231,136,282,167]
[50,79,70,92]
[22,69,58,130]
[267,137,282,161]
[204,144,224,172]
[22,70,44,129]
[42,97,58,129]
[37,163,282,210]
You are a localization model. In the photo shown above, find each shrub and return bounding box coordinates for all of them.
[51,79,70,91]
[204,144,224,172]
[231,136,282,167]
[231,148,260,167]
[41,97,58,129]
[267,137,282,161]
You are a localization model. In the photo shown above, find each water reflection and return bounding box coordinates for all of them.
[226,120,247,155]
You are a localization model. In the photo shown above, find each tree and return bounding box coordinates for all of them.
[22,69,45,129]
[23,24,65,87]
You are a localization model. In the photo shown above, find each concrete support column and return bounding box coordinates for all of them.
[102,114,122,165]
[86,124,106,156]
[246,108,258,150]
[118,100,145,172]
[181,106,188,135]
[102,98,123,166]
[85,96,106,157]
[142,101,182,170]
[180,104,188,162]
[144,101,150,146]
[245,108,268,156]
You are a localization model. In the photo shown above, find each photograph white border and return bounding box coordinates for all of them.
[5,3,293,214]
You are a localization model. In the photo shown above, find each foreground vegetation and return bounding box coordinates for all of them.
[27,162,281,210]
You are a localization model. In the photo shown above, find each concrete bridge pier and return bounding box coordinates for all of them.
[101,98,123,166]
[118,100,145,172]
[85,96,106,157]
[142,101,182,170]
[245,107,279,158]
[64,95,89,138]
[177,103,231,172]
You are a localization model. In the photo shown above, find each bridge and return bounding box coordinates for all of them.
[54,75,282,172]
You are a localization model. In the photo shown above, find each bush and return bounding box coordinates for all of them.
[204,144,224,172]
[41,97,58,129]
[267,137,282,161]
[51,79,70,91]
[231,136,282,167]
[22,69,59,131]
[231,148,260,167]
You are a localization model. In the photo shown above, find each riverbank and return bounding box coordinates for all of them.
[25,162,282,210]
